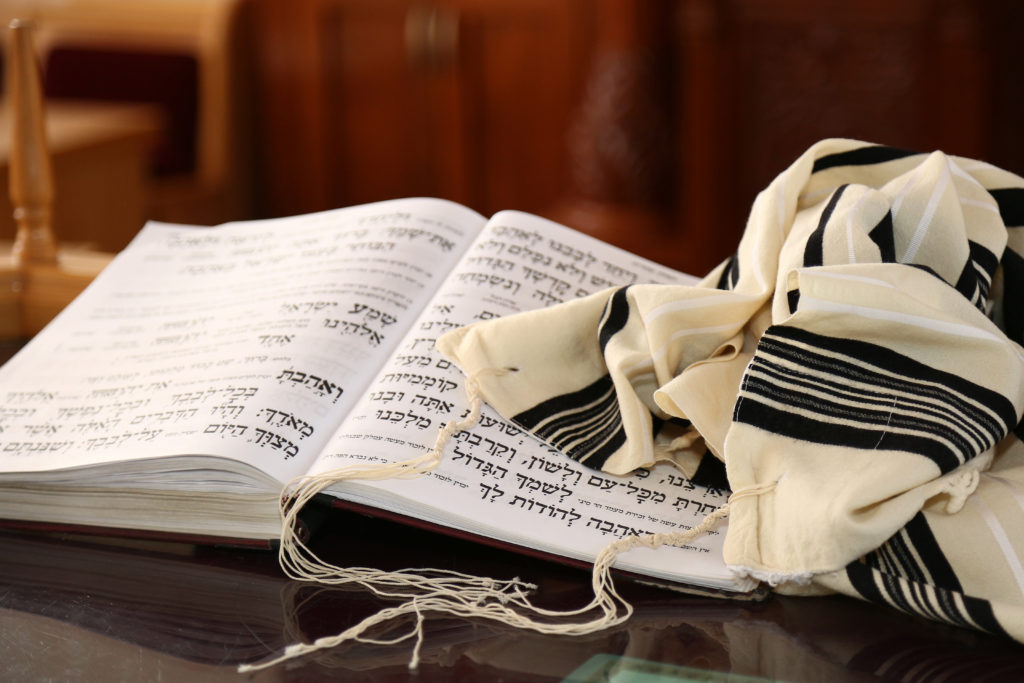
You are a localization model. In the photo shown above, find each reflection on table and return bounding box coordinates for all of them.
[1,506,1022,682]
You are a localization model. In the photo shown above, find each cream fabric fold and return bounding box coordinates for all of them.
[438,138,1024,642]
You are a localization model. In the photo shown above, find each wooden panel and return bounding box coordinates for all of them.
[444,0,590,215]
[674,0,1016,274]
[252,0,337,215]
[319,0,442,205]
[252,0,1023,276]
[254,0,591,219]
[547,0,683,270]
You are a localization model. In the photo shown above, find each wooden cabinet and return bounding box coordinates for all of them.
[253,0,699,269]
[674,0,1024,271]
[254,0,593,220]
[253,0,1024,277]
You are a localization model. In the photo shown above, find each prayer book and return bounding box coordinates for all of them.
[0,198,753,595]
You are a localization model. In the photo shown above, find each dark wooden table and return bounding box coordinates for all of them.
[1,504,1022,682]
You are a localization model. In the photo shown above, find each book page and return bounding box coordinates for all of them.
[312,212,749,590]
[0,199,485,485]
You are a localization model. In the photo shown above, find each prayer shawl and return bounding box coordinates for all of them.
[437,138,1024,643]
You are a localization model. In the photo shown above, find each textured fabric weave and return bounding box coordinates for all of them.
[437,138,1024,642]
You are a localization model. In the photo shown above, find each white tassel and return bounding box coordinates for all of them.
[238,368,732,673]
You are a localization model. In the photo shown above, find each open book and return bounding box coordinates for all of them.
[0,198,753,595]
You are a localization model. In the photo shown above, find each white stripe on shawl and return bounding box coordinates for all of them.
[798,295,1007,344]
[973,493,1024,600]
[902,159,950,264]
[805,270,899,290]
[960,196,1001,214]
[890,159,927,219]
[845,185,875,264]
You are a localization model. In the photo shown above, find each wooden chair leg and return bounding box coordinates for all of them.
[2,19,113,339]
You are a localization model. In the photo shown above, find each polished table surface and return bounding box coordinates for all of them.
[0,344,1022,682]
[2,505,1023,683]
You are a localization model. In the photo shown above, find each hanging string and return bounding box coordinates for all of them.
[238,369,748,673]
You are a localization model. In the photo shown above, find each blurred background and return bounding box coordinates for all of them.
[0,0,1020,276]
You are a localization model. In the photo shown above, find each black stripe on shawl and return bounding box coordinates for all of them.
[1000,247,1024,346]
[863,513,961,592]
[786,288,800,314]
[907,263,987,312]
[954,241,998,308]
[907,263,949,285]
[745,344,998,453]
[512,373,625,471]
[651,414,692,437]
[869,210,897,262]
[769,326,1017,431]
[953,263,979,309]
[735,399,963,473]
[598,286,631,353]
[734,326,1016,473]
[803,184,848,268]
[743,332,1007,463]
[715,255,739,291]
[969,240,1000,284]
[690,451,729,492]
[845,560,1010,638]
[989,188,1024,227]
[812,145,920,173]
